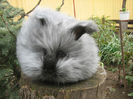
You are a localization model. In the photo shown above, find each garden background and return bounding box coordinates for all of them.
[0,0,133,99]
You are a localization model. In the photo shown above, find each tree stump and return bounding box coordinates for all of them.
[19,66,106,99]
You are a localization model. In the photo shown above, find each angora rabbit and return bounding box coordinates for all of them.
[16,7,100,83]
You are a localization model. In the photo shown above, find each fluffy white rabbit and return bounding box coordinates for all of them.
[16,7,100,83]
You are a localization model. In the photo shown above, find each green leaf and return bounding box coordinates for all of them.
[0,68,13,80]
[126,75,133,81]
[128,92,133,96]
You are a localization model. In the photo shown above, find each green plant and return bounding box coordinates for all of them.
[128,92,133,97]
[91,16,120,65]
[121,8,127,12]
[0,0,24,98]
[91,16,133,89]
[91,16,133,66]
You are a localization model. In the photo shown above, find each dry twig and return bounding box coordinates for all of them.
[19,0,42,20]
[0,15,16,38]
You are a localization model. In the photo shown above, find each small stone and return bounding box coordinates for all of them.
[122,91,125,94]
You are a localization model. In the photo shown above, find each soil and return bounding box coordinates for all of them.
[105,70,133,99]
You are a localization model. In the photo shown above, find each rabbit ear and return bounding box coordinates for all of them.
[36,14,47,26]
[70,20,99,40]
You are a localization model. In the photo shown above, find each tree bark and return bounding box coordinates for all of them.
[19,66,106,99]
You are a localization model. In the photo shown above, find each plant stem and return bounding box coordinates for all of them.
[118,64,121,81]
[19,0,42,20]
[57,0,64,11]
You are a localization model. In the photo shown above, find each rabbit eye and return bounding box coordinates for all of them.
[56,50,66,59]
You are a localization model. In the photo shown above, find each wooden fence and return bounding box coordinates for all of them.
[8,0,133,20]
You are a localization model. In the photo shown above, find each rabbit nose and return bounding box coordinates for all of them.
[43,55,57,73]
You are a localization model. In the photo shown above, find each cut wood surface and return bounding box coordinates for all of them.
[19,66,106,99]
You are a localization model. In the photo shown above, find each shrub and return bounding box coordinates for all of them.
[0,0,24,98]
[91,16,133,89]
[91,16,133,67]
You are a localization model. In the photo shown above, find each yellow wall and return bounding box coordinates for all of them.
[8,0,133,20]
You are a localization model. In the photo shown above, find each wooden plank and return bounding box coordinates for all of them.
[111,20,133,24]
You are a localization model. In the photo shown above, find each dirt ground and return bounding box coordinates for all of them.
[105,70,133,99]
